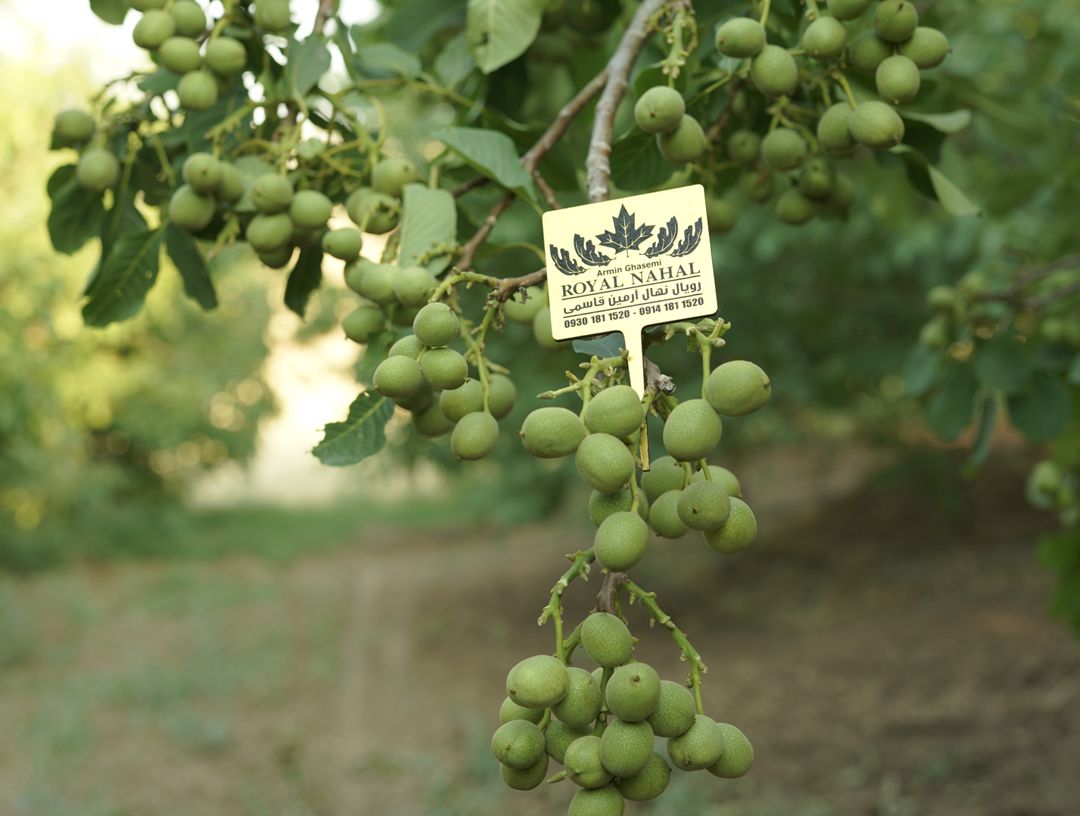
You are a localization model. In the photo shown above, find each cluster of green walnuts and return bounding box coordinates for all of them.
[493,612,753,814]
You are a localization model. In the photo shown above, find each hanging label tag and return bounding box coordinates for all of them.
[542,185,718,396]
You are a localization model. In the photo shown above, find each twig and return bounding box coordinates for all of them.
[533,170,561,210]
[597,572,629,613]
[706,77,746,144]
[523,68,611,173]
[313,0,336,35]
[1024,279,1080,311]
[450,176,490,198]
[457,192,514,270]
[495,268,548,301]
[586,0,669,203]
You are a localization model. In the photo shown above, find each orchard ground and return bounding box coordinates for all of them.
[1,444,1077,816]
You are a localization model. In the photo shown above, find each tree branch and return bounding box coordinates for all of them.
[523,68,611,173]
[457,192,514,271]
[586,0,668,203]
[706,77,746,144]
[313,0,336,35]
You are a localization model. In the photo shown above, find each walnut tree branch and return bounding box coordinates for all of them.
[313,0,336,35]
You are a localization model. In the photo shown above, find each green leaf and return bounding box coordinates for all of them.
[287,36,332,100]
[47,165,105,256]
[90,0,128,24]
[610,131,677,192]
[573,334,624,358]
[356,330,398,384]
[903,343,942,398]
[893,145,981,216]
[1007,374,1072,444]
[925,363,976,441]
[898,109,973,134]
[351,41,422,79]
[82,227,165,326]
[386,0,467,51]
[434,126,537,205]
[466,0,544,74]
[973,335,1028,394]
[164,225,217,310]
[964,393,998,471]
[435,32,476,88]
[284,244,324,318]
[1068,353,1080,385]
[398,183,458,274]
[312,392,395,466]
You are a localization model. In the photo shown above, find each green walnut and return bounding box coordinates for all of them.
[575,433,636,493]
[799,157,836,200]
[703,497,758,554]
[726,129,761,164]
[289,189,333,230]
[254,0,292,32]
[847,30,892,73]
[706,198,737,234]
[875,0,919,43]
[171,0,207,36]
[532,307,564,349]
[817,103,856,155]
[413,302,459,347]
[649,490,688,538]
[506,654,568,708]
[215,163,245,203]
[876,54,921,104]
[588,487,647,527]
[504,286,546,324]
[393,265,436,308]
[488,374,517,420]
[420,347,468,390]
[130,0,167,10]
[491,719,546,770]
[594,511,649,572]
[667,714,725,770]
[761,127,807,171]
[825,173,856,212]
[802,16,848,60]
[342,303,385,343]
[705,360,772,416]
[656,115,708,163]
[158,37,202,75]
[439,380,483,423]
[605,662,661,723]
[182,152,222,195]
[646,680,696,738]
[676,480,732,532]
[640,455,685,501]
[76,148,120,192]
[584,385,645,438]
[389,334,424,358]
[373,356,424,400]
[500,754,548,791]
[412,402,454,437]
[568,785,625,816]
[133,10,175,50]
[168,185,216,232]
[345,187,399,233]
[53,110,95,145]
[740,168,775,202]
[553,667,603,729]
[246,214,293,253]
[176,70,218,111]
[205,37,247,75]
[714,17,766,58]
[371,156,418,197]
[322,228,363,262]
[564,736,613,789]
[580,612,634,668]
[633,86,685,135]
[826,0,871,21]
[898,27,950,68]
[256,246,293,269]
[599,719,654,778]
[709,723,754,778]
[849,100,905,148]
[662,399,722,462]
[546,720,591,764]
[358,262,396,305]
[520,406,586,458]
[252,174,295,214]
[750,45,799,97]
[451,412,499,461]
[616,752,671,801]
[691,465,742,499]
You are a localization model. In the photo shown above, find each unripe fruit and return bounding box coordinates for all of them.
[740,168,775,202]
[130,0,167,10]
[606,662,661,722]
[507,654,568,708]
[600,719,654,778]
[633,86,685,134]
[817,103,856,155]
[343,304,385,343]
[76,148,120,192]
[649,490,687,538]
[546,720,592,763]
[285,189,331,230]
[726,129,761,164]
[875,0,918,43]
[246,214,293,253]
[177,71,219,111]
[662,399,722,462]
[53,110,95,145]
[500,696,543,724]
[413,302,459,347]
[488,374,517,420]
[568,786,624,816]
[761,127,807,171]
[520,406,585,458]
[594,511,648,572]
[714,17,766,58]
[491,720,545,770]
[322,228,363,261]
[420,347,469,390]
[171,0,207,36]
[501,754,549,791]
[646,680,697,738]
[616,752,671,801]
[584,385,645,438]
[750,45,799,97]
[802,16,848,60]
[847,31,892,73]
[396,381,434,413]
[255,0,292,32]
[412,402,454,437]
[158,37,202,74]
[215,163,245,203]
[373,355,424,400]
[703,497,757,554]
[257,246,293,269]
[440,380,483,423]
[345,187,399,233]
[451,412,499,461]
[358,263,396,305]
[393,265,436,307]
[826,173,856,211]
[588,487,647,527]
[677,480,732,532]
[849,100,905,148]
[168,185,216,232]
[640,456,685,501]
[182,152,222,194]
[926,285,957,311]
[667,714,725,770]
[656,115,708,163]
[919,316,949,350]
[205,37,248,75]
[581,612,634,668]
[504,286,545,323]
[252,174,294,214]
[133,10,176,50]
[533,307,563,349]
[553,667,603,729]
[707,198,736,234]
[564,736,613,789]
[826,0,871,21]
[575,433,636,493]
[371,157,418,197]
[709,723,754,778]
[706,360,772,416]
[389,334,423,358]
[898,26,950,69]
[799,157,836,200]
[692,465,742,498]
[876,54,921,104]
